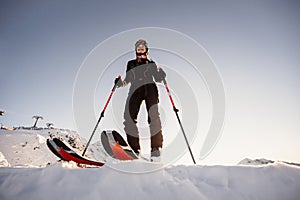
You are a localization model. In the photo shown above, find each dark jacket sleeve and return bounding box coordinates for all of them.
[123,60,135,84]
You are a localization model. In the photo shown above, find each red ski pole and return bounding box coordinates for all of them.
[82,75,121,156]
[163,79,196,164]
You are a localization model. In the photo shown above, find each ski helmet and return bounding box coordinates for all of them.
[135,39,148,52]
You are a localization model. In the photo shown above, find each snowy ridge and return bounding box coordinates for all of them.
[238,158,275,165]
[0,129,106,167]
[0,129,300,200]
[239,158,300,168]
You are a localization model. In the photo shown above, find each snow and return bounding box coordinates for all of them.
[0,152,10,167]
[1,129,300,200]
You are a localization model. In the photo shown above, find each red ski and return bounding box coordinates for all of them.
[101,130,139,160]
[47,138,104,167]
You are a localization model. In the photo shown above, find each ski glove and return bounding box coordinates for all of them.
[155,67,166,82]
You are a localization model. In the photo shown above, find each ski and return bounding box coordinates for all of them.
[47,138,67,161]
[47,138,104,167]
[101,130,139,160]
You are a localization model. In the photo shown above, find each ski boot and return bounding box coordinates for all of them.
[150,147,161,162]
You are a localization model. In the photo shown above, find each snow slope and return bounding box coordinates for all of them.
[0,129,300,200]
[1,162,300,200]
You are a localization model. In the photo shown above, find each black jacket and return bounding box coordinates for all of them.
[123,59,165,85]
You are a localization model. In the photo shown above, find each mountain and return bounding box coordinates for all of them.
[238,158,275,165]
[239,158,300,167]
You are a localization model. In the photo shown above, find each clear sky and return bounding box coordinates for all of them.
[1,0,299,165]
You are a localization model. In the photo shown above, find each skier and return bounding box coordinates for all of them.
[115,39,166,161]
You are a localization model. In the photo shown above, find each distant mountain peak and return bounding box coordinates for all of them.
[239,158,300,167]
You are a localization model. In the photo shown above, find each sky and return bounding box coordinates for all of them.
[1,0,300,165]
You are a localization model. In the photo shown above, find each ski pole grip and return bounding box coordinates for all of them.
[112,75,122,91]
[116,75,122,85]
[115,75,122,83]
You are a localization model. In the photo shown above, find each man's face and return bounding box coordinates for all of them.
[136,45,147,54]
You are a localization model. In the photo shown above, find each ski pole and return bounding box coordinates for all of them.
[82,75,121,156]
[163,79,196,164]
